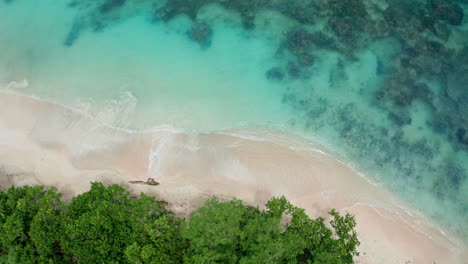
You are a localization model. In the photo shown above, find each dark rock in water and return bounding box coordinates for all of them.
[156,0,209,21]
[429,0,464,26]
[64,21,82,47]
[456,128,468,146]
[287,63,301,79]
[309,32,336,50]
[307,103,327,119]
[4,0,13,3]
[376,59,385,75]
[92,21,106,32]
[404,52,443,75]
[425,40,443,53]
[99,0,126,14]
[433,22,450,41]
[384,6,409,30]
[276,1,318,24]
[327,0,368,18]
[417,8,437,33]
[430,117,449,134]
[265,67,284,81]
[403,47,420,58]
[409,140,434,159]
[219,0,264,29]
[187,22,213,48]
[285,29,313,56]
[328,17,358,47]
[388,111,412,126]
[445,163,465,188]
[155,0,267,29]
[285,29,318,67]
[376,72,433,108]
[240,14,255,30]
[447,73,468,121]
[298,52,314,67]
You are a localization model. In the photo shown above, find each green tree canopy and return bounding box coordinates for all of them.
[0,185,64,263]
[0,183,359,263]
[182,196,360,264]
[60,182,182,264]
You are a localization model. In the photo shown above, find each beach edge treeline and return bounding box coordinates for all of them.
[0,182,359,263]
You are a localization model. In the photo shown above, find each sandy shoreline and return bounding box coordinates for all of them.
[0,91,466,263]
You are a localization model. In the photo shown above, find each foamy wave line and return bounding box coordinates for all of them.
[0,87,461,249]
[0,87,380,187]
[5,79,29,89]
[0,86,380,186]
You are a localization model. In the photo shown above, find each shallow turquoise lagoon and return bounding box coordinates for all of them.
[1,0,467,239]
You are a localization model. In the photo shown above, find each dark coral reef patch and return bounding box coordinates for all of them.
[60,0,468,237]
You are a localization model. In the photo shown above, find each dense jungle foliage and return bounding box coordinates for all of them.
[0,183,359,263]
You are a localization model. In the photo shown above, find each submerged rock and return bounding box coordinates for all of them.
[298,52,315,67]
[376,73,433,108]
[99,0,126,14]
[156,0,209,21]
[64,21,83,47]
[276,1,318,24]
[187,22,213,48]
[433,22,451,41]
[388,111,412,126]
[309,32,336,50]
[265,67,284,81]
[285,29,313,56]
[287,63,301,79]
[456,128,468,146]
[429,0,464,26]
[327,0,368,18]
[328,17,358,47]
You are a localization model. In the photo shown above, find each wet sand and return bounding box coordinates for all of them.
[0,91,466,263]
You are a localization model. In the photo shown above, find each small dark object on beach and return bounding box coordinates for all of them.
[146,178,159,186]
[129,178,160,186]
[129,180,144,184]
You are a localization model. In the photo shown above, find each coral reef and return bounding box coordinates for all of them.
[46,0,468,238]
[429,0,464,26]
[187,22,213,48]
[99,0,126,14]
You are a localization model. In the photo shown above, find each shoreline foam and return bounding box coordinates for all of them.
[0,91,466,263]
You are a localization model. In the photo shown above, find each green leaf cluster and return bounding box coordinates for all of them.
[182,196,359,264]
[0,185,64,263]
[0,183,359,263]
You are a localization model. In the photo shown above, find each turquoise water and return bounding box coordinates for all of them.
[1,0,467,239]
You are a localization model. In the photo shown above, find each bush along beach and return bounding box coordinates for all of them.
[0,183,359,263]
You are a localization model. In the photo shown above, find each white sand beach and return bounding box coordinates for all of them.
[0,91,466,263]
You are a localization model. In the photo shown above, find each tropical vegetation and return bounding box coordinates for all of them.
[0,182,359,263]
